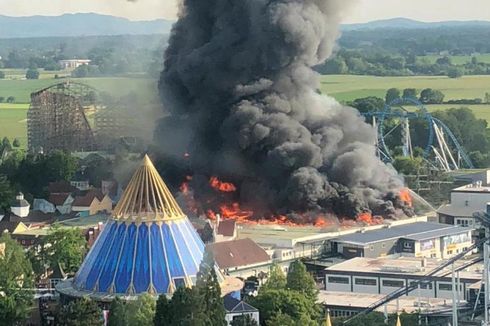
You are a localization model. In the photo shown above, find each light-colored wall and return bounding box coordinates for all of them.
[11,206,29,218]
[225,312,260,326]
[352,276,378,294]
[450,191,490,215]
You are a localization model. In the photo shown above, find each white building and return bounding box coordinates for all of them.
[438,181,490,227]
[10,193,30,218]
[324,256,481,301]
[59,59,91,69]
[224,295,260,326]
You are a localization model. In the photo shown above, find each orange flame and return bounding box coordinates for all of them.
[399,188,413,207]
[209,176,237,192]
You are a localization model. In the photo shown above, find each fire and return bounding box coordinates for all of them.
[179,176,198,214]
[399,188,413,207]
[356,212,384,225]
[209,176,237,192]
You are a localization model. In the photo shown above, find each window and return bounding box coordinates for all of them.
[370,245,374,251]
[355,278,377,286]
[328,276,349,284]
[447,250,453,255]
[381,243,386,248]
[439,283,452,291]
[465,200,469,207]
[404,242,413,249]
[410,281,433,290]
[382,280,404,287]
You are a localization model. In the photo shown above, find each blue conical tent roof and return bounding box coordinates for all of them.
[64,155,210,298]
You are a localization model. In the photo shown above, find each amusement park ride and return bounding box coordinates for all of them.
[363,97,474,172]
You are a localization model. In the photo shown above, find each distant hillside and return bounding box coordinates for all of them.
[0,13,174,38]
[343,18,490,31]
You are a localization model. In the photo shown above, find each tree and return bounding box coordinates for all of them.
[12,138,20,148]
[485,92,490,104]
[42,226,86,274]
[261,263,286,291]
[286,260,318,300]
[108,297,128,326]
[348,97,384,114]
[43,150,78,182]
[0,97,4,103]
[1,137,12,153]
[319,57,348,74]
[385,88,400,104]
[230,314,259,326]
[248,288,320,325]
[0,174,14,213]
[57,298,103,326]
[153,295,172,326]
[393,156,424,175]
[436,56,452,65]
[195,251,227,326]
[402,88,417,99]
[0,71,5,79]
[419,88,445,104]
[448,67,464,78]
[266,312,296,326]
[126,294,156,326]
[0,233,34,324]
[25,68,40,80]
[6,96,15,103]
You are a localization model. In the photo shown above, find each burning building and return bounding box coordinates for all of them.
[156,0,413,224]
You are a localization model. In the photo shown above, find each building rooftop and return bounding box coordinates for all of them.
[333,222,471,246]
[452,184,490,193]
[207,238,271,269]
[326,257,482,281]
[223,294,258,313]
[49,193,72,206]
[318,291,465,314]
[437,204,480,218]
[217,220,236,237]
[236,216,430,248]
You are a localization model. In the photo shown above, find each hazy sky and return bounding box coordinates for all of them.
[2,0,490,23]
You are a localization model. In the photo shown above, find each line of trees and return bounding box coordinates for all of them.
[317,49,490,77]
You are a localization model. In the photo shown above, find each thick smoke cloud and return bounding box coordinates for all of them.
[157,0,407,218]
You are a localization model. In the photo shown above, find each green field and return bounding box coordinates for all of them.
[418,54,490,65]
[322,75,490,102]
[0,103,29,147]
[0,77,159,103]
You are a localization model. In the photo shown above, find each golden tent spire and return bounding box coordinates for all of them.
[113,154,186,222]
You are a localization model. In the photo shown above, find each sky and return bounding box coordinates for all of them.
[1,0,490,23]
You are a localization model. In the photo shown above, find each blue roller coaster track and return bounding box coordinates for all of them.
[361,97,474,170]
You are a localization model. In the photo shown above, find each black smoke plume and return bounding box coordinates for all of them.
[156,0,411,219]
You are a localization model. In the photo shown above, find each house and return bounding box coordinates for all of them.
[70,180,90,191]
[223,294,260,326]
[72,189,112,216]
[48,193,74,214]
[214,218,237,242]
[438,182,490,228]
[10,192,29,218]
[207,238,271,278]
[331,222,473,259]
[58,59,91,69]
[33,199,56,214]
[0,221,28,235]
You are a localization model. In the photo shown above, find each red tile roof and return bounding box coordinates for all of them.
[217,220,236,237]
[207,238,270,270]
[72,189,105,207]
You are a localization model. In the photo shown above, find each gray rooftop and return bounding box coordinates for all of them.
[333,222,472,246]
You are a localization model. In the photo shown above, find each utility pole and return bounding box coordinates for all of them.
[451,263,458,326]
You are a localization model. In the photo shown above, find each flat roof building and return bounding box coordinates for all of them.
[332,222,473,259]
